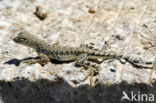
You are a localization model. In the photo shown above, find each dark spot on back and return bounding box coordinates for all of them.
[66,51,69,55]
[59,51,63,55]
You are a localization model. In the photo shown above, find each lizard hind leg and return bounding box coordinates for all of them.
[76,54,100,86]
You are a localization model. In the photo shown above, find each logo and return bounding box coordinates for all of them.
[121,91,130,101]
[121,91,155,102]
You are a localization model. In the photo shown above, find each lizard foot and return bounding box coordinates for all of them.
[80,63,100,86]
[81,66,99,86]
[76,53,100,86]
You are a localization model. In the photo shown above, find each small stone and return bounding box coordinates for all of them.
[109,66,116,72]
[34,5,48,20]
[88,8,96,13]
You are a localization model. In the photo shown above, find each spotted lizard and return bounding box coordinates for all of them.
[13,31,155,84]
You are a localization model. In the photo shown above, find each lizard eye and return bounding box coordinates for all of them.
[19,38,26,42]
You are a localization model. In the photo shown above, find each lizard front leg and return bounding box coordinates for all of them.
[76,54,99,86]
[21,53,50,66]
[37,53,51,66]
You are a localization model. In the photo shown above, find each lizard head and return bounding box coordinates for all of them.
[13,31,46,49]
[13,32,30,44]
[13,31,38,48]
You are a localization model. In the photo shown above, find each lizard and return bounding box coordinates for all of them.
[13,31,155,84]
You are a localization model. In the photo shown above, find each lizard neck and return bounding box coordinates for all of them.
[22,35,50,50]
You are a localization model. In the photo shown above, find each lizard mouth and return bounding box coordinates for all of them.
[13,37,17,42]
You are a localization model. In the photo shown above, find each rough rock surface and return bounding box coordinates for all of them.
[0,0,156,103]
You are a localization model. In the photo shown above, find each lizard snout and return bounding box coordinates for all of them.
[13,37,18,42]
